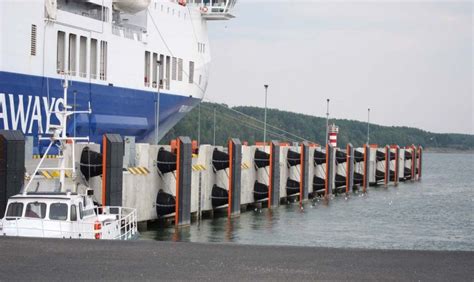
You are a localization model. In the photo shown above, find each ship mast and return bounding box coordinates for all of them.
[23,73,91,194]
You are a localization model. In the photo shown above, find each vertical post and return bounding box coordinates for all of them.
[228,138,241,217]
[198,103,201,146]
[269,141,280,208]
[384,145,390,186]
[367,108,370,145]
[418,146,423,180]
[394,146,399,186]
[345,143,354,194]
[213,107,216,146]
[175,136,192,226]
[299,142,309,204]
[263,84,268,146]
[325,99,330,146]
[102,134,124,206]
[411,145,416,181]
[325,144,329,197]
[363,143,369,193]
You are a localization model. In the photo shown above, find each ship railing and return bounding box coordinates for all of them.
[94,206,138,240]
[112,25,143,42]
[2,207,138,240]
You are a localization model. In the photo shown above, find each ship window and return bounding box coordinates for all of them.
[25,202,46,219]
[189,61,195,84]
[165,56,171,89]
[70,205,77,221]
[79,202,83,219]
[178,58,183,81]
[100,40,108,80]
[49,203,68,221]
[90,39,98,79]
[30,25,37,56]
[152,53,158,88]
[79,36,87,78]
[172,57,177,81]
[144,51,151,87]
[68,33,77,76]
[5,203,23,218]
[57,31,66,74]
[159,54,164,88]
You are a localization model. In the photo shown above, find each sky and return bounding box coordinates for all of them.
[204,0,473,134]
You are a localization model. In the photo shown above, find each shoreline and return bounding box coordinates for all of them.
[0,237,472,281]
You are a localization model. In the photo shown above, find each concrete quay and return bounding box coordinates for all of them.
[0,237,472,281]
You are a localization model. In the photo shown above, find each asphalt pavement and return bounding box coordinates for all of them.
[0,237,472,281]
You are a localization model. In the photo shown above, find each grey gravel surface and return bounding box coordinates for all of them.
[0,237,472,281]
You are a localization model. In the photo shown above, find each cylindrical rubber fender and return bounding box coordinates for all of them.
[286,178,300,196]
[254,149,270,168]
[314,150,326,166]
[335,174,346,188]
[354,151,364,163]
[80,147,102,180]
[212,149,229,171]
[253,181,268,202]
[211,184,228,208]
[335,150,347,164]
[155,190,175,217]
[376,169,385,181]
[157,147,177,174]
[287,150,300,167]
[376,150,386,162]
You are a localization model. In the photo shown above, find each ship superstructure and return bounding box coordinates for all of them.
[0,0,236,153]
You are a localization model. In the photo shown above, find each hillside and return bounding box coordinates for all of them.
[162,102,474,150]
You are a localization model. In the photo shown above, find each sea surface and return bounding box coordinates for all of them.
[141,153,474,251]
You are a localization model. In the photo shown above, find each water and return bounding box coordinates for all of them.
[141,153,474,251]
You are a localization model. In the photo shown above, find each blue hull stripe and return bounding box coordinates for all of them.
[0,71,199,154]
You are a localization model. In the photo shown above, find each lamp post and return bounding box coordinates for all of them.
[367,108,370,145]
[325,98,330,147]
[264,84,268,146]
[213,106,216,146]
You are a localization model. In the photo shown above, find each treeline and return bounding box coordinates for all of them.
[162,102,474,150]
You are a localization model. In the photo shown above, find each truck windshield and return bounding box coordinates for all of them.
[49,203,68,221]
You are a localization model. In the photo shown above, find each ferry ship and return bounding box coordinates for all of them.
[0,0,236,154]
